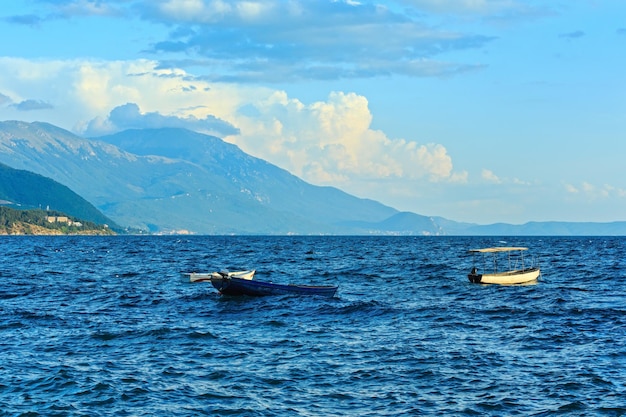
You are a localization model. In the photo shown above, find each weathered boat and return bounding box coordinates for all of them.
[468,247,540,285]
[186,270,255,283]
[210,274,338,297]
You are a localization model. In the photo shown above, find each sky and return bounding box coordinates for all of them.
[0,0,625,225]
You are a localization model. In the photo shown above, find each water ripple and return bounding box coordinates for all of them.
[0,236,625,415]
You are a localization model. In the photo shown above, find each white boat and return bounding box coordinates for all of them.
[186,270,255,283]
[468,247,540,285]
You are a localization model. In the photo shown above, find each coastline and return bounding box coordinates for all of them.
[0,223,115,236]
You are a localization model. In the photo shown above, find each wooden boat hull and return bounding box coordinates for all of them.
[211,276,338,297]
[468,267,540,285]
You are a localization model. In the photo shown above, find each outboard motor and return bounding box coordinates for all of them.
[468,267,482,283]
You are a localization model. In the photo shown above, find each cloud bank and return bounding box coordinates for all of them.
[0,57,459,191]
[5,0,499,82]
[145,0,496,82]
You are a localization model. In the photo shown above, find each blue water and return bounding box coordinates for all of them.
[1,236,625,416]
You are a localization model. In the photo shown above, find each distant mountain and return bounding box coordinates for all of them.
[0,121,399,234]
[0,162,118,228]
[338,211,443,235]
[448,221,626,236]
[336,213,626,236]
[95,128,397,229]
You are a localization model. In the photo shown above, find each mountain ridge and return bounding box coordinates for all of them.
[0,121,400,234]
[0,161,119,229]
[1,120,625,235]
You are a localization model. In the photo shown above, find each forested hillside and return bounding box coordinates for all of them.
[0,207,114,235]
[0,162,119,229]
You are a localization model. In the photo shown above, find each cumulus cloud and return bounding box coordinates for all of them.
[232,91,459,185]
[84,102,240,136]
[482,169,501,183]
[481,169,532,186]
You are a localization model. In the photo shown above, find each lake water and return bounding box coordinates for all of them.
[0,236,625,416]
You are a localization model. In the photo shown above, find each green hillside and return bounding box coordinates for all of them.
[0,206,114,235]
[0,162,120,229]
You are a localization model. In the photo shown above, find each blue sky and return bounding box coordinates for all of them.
[1,0,625,224]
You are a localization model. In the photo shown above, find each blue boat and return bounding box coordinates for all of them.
[210,273,338,297]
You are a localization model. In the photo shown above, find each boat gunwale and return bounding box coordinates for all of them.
[219,276,337,290]
[479,267,540,277]
[211,275,338,297]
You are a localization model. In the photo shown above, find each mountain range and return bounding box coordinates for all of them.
[1,120,625,235]
[0,121,402,234]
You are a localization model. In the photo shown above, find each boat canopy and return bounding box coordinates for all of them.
[469,247,528,253]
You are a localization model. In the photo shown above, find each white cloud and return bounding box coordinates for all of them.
[231,90,458,185]
[155,0,276,22]
[582,181,594,193]
[564,182,626,199]
[142,0,495,82]
[157,0,219,21]
[481,168,501,183]
[0,57,459,191]
[4,1,498,82]
[480,169,533,186]
[450,170,469,183]
[0,57,252,133]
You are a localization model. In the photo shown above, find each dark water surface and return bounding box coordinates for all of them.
[1,236,625,416]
